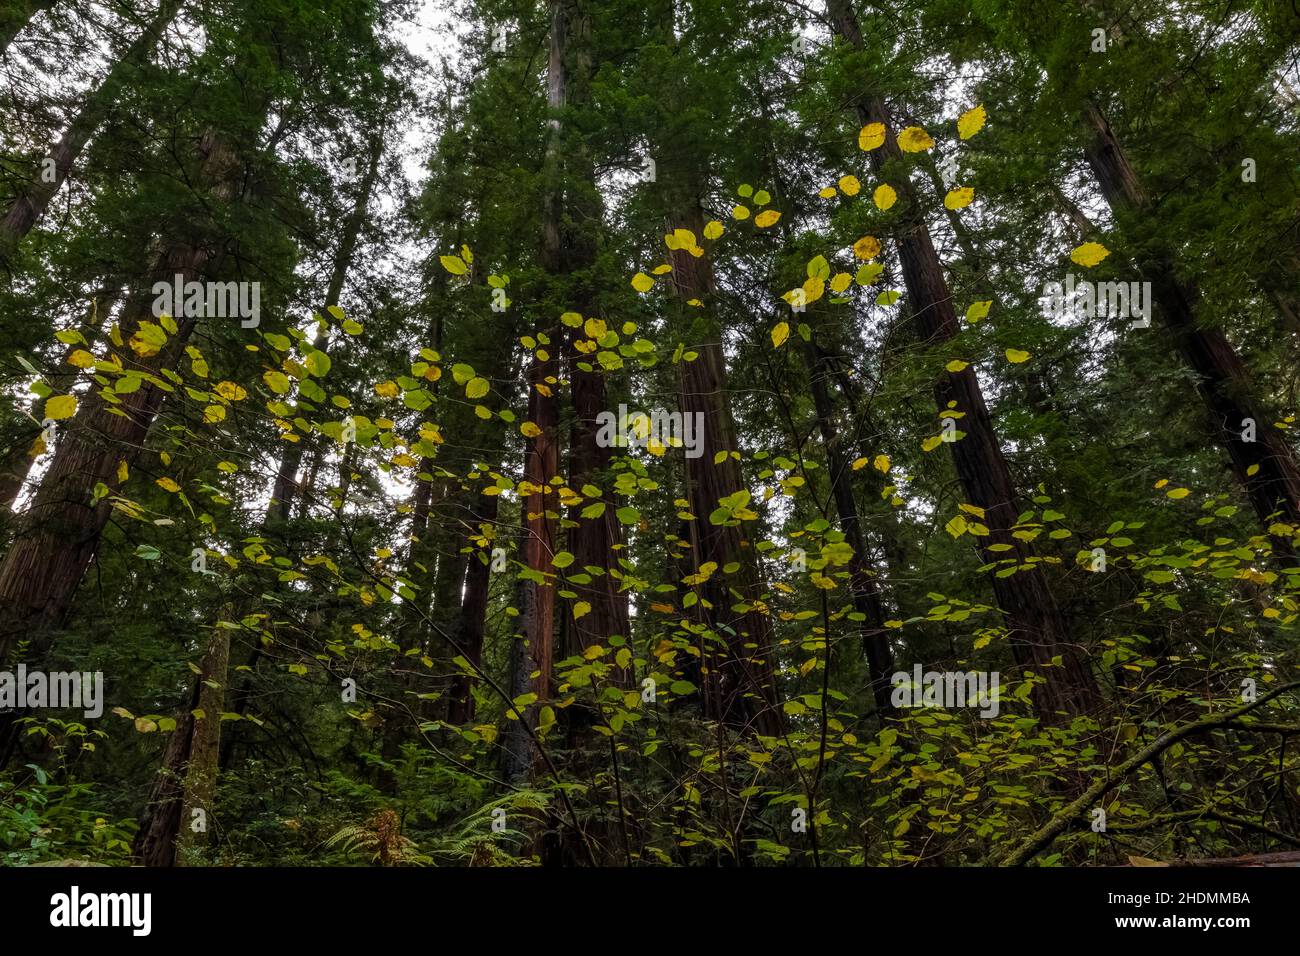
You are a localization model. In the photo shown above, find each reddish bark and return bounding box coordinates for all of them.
[0,131,243,665]
[827,0,1100,720]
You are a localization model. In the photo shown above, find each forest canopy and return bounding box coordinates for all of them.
[0,0,1299,871]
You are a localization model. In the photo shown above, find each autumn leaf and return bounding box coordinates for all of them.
[853,235,881,260]
[1071,242,1110,268]
[631,272,654,292]
[873,454,890,473]
[944,187,974,210]
[1005,349,1031,364]
[439,254,468,275]
[965,301,993,323]
[771,321,790,348]
[156,477,181,493]
[838,174,861,196]
[466,376,489,399]
[957,105,986,140]
[874,184,897,211]
[703,220,724,240]
[754,209,781,228]
[732,205,750,220]
[263,370,290,394]
[43,394,77,420]
[858,122,886,151]
[897,127,935,152]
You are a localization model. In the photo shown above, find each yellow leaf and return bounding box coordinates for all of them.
[957,105,986,140]
[1154,478,1169,489]
[652,264,673,275]
[1246,463,1260,476]
[156,477,181,493]
[965,300,992,323]
[873,454,890,473]
[465,376,489,399]
[439,254,468,276]
[68,349,95,369]
[631,272,655,293]
[771,322,790,347]
[830,272,853,293]
[573,601,592,620]
[853,235,881,260]
[754,209,781,228]
[374,380,399,398]
[1070,242,1110,268]
[897,126,935,152]
[851,457,868,470]
[802,276,826,305]
[521,421,542,438]
[944,187,975,210]
[732,205,751,220]
[1166,487,1190,499]
[703,220,725,240]
[43,394,77,420]
[203,405,226,423]
[873,183,897,211]
[1005,348,1031,364]
[215,381,247,401]
[946,359,969,372]
[858,122,886,151]
[818,186,837,198]
[838,174,861,195]
[117,460,129,483]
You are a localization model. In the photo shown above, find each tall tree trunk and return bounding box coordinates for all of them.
[0,0,54,56]
[133,622,230,867]
[827,0,1100,720]
[269,122,382,525]
[0,0,183,272]
[538,0,630,657]
[0,130,244,666]
[511,0,572,723]
[446,494,498,725]
[802,334,895,714]
[665,196,783,738]
[1082,102,1300,533]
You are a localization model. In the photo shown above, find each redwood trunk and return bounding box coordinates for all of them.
[0,131,243,666]
[1083,102,1300,532]
[827,0,1100,719]
[133,623,230,867]
[667,198,783,738]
